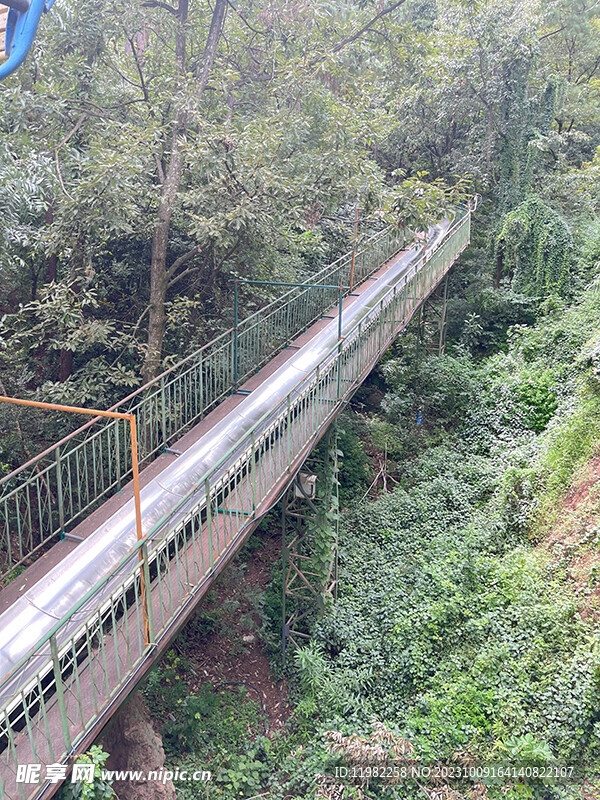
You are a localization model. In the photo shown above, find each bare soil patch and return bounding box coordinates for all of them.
[538,455,600,621]
[179,529,290,734]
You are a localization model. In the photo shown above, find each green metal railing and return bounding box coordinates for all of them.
[0,227,406,581]
[0,211,470,800]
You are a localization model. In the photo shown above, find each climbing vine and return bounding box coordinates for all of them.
[497,58,535,212]
[494,195,573,296]
[497,68,560,212]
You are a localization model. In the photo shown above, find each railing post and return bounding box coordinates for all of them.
[199,353,204,414]
[115,420,122,491]
[350,206,360,291]
[286,395,292,469]
[357,320,362,376]
[128,415,150,647]
[50,633,72,751]
[233,280,239,391]
[160,376,167,445]
[205,477,214,570]
[141,541,154,644]
[54,446,65,532]
[337,288,343,399]
[315,363,321,426]
[250,430,257,510]
[256,315,261,373]
[426,249,433,294]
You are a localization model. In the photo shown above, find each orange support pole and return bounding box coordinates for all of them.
[0,395,150,645]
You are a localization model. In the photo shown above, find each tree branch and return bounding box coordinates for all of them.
[196,0,228,96]
[107,60,147,93]
[310,0,406,65]
[215,234,243,271]
[225,0,267,36]
[154,153,166,184]
[539,25,566,42]
[66,98,141,113]
[575,55,600,84]
[142,0,179,16]
[125,29,153,109]
[166,244,201,280]
[53,113,88,151]
[54,151,75,202]
[167,264,201,288]
[108,305,151,368]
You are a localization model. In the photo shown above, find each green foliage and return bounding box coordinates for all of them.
[160,684,262,758]
[310,472,599,765]
[145,673,269,798]
[499,733,554,765]
[283,273,600,788]
[0,0,596,402]
[307,431,341,593]
[295,642,329,699]
[515,369,558,433]
[336,418,372,508]
[382,171,470,236]
[381,352,477,430]
[215,748,272,797]
[2,564,26,585]
[59,746,113,800]
[538,388,600,502]
[495,197,573,297]
[142,648,190,716]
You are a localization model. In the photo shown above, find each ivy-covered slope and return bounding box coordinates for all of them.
[290,279,600,792]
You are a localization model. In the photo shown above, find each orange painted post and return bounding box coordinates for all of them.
[0,395,151,645]
[128,414,152,645]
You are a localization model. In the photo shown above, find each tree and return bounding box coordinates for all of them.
[494,195,573,296]
[1,0,421,389]
[143,0,227,381]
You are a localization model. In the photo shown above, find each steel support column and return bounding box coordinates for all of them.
[417,271,449,355]
[281,424,339,657]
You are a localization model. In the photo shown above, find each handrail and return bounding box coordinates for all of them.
[0,224,406,581]
[0,211,470,695]
[0,226,394,488]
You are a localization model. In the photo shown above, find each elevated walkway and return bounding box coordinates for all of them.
[0,211,471,800]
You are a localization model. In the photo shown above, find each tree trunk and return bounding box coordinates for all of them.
[143,118,185,383]
[101,692,176,800]
[57,233,85,383]
[495,248,503,289]
[45,204,57,283]
[141,0,228,383]
[58,349,73,382]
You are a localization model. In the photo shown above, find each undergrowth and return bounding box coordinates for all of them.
[140,270,600,800]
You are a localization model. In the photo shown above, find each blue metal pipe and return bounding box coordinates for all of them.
[0,0,55,81]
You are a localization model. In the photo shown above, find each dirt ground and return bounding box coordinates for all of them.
[177,527,290,734]
[538,455,600,621]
